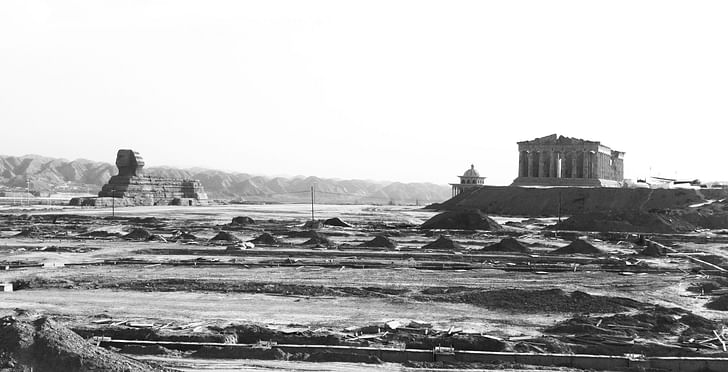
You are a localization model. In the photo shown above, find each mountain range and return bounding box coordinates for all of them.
[0,154,450,204]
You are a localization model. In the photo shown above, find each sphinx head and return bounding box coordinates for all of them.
[115,149,145,177]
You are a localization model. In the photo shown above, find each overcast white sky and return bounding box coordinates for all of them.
[1,1,726,185]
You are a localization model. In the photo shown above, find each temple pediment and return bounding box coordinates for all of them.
[519,134,597,146]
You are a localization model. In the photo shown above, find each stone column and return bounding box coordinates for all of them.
[518,151,526,177]
[582,151,590,179]
[590,151,597,179]
[527,151,534,177]
[571,152,578,178]
[538,151,546,178]
[555,152,562,178]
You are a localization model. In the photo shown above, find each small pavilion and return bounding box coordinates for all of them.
[450,164,485,197]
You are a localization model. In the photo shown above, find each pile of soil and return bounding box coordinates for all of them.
[210,231,241,243]
[302,220,324,229]
[79,230,122,238]
[705,294,728,310]
[0,315,167,372]
[551,211,695,234]
[249,233,279,245]
[13,226,42,238]
[322,217,352,227]
[640,244,667,257]
[420,210,503,231]
[482,237,531,253]
[302,233,335,247]
[231,216,255,225]
[419,288,643,313]
[123,228,152,240]
[422,236,463,250]
[551,239,604,255]
[359,235,396,249]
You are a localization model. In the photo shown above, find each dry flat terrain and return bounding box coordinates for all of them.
[2,204,728,371]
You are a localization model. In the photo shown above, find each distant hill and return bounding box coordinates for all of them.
[0,154,450,204]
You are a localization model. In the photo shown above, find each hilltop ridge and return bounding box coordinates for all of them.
[0,154,450,204]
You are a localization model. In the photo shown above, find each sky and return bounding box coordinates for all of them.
[1,1,727,186]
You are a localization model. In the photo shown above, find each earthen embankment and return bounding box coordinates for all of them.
[430,186,728,217]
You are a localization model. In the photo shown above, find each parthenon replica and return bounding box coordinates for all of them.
[511,134,625,187]
[70,149,208,206]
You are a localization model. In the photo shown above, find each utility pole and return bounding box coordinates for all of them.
[557,191,562,224]
[310,185,315,222]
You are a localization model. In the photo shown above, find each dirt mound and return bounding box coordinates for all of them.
[420,210,503,231]
[482,237,531,253]
[0,315,166,372]
[359,235,396,249]
[302,233,335,247]
[640,244,667,257]
[419,288,643,313]
[551,239,604,255]
[322,217,352,227]
[231,216,255,225]
[422,236,463,250]
[123,228,152,240]
[552,211,694,234]
[13,226,42,238]
[705,294,728,310]
[249,233,279,245]
[302,220,324,229]
[210,231,241,242]
[79,230,122,238]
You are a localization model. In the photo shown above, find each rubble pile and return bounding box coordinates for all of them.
[546,306,725,355]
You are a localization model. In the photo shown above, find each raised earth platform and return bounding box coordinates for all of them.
[430,185,728,216]
[70,149,208,207]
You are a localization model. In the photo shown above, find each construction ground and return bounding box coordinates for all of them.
[2,204,728,371]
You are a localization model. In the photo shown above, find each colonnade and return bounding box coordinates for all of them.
[518,150,597,179]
